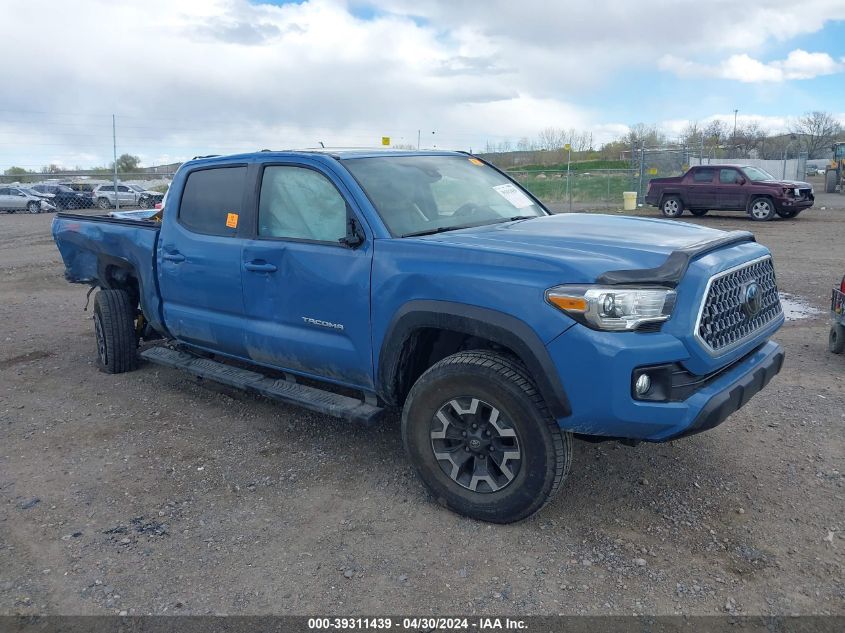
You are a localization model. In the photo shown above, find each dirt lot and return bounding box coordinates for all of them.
[1,193,843,617]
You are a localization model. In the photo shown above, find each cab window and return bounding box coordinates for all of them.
[258,166,348,243]
[693,169,714,183]
[178,166,246,236]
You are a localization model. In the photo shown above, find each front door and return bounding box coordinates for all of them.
[240,163,373,389]
[157,164,250,358]
[715,168,745,209]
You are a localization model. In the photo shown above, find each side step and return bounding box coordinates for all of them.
[140,347,385,425]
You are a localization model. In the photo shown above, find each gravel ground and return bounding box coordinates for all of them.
[1,190,843,616]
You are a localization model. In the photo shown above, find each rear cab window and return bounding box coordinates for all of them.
[178,166,247,236]
[692,168,715,183]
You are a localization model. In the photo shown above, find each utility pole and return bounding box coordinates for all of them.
[565,143,572,212]
[417,129,420,150]
[733,109,738,157]
[112,114,119,211]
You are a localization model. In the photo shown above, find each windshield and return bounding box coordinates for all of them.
[344,155,547,237]
[129,184,145,192]
[20,188,39,196]
[742,166,777,181]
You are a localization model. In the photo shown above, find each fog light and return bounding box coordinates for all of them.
[635,373,651,396]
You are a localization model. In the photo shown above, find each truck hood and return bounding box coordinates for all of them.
[420,213,733,282]
[758,179,812,189]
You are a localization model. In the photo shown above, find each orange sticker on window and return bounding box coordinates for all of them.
[226,213,239,228]
[468,158,483,165]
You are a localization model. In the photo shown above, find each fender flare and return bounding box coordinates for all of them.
[377,300,572,419]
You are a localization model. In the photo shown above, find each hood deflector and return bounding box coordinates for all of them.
[596,231,755,288]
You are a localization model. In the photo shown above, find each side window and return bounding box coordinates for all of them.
[9,188,21,195]
[0,188,10,195]
[100,186,113,193]
[179,166,246,236]
[719,169,738,184]
[693,169,714,183]
[118,185,130,192]
[258,166,348,242]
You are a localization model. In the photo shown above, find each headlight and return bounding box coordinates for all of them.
[546,285,676,331]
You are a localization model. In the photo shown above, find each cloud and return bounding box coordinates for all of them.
[0,0,844,168]
[660,49,845,83]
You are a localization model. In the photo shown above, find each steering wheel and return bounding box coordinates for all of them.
[454,202,484,217]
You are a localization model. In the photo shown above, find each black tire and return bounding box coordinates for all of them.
[689,209,708,217]
[401,350,572,523]
[93,289,138,374]
[776,209,800,219]
[54,199,65,211]
[660,196,684,218]
[27,201,41,214]
[748,197,775,221]
[830,324,845,354]
[825,169,838,194]
[97,197,111,210]
[139,197,151,209]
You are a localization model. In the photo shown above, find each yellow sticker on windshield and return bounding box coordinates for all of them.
[468,158,483,166]
[226,213,239,228]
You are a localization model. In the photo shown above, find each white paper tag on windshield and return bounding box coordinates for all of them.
[493,183,533,209]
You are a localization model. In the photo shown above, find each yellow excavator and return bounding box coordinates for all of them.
[825,142,845,193]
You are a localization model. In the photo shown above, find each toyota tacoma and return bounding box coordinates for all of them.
[52,150,785,523]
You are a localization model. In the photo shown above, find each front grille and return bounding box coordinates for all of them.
[696,256,782,354]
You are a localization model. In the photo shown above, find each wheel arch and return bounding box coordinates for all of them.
[377,300,571,419]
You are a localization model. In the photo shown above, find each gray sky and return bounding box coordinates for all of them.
[1,0,844,169]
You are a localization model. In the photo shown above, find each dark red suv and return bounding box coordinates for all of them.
[645,164,814,221]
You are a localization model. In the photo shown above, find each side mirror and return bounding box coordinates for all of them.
[339,217,365,248]
[18,193,26,197]
[737,177,746,185]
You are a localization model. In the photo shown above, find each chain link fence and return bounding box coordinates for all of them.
[0,172,174,212]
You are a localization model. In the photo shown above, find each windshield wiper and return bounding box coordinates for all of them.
[401,225,476,238]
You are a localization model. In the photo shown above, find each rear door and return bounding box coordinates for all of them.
[157,164,250,358]
[239,161,374,388]
[8,188,28,210]
[687,167,716,208]
[715,167,745,210]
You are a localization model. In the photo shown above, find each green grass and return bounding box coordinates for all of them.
[508,159,629,172]
[513,172,636,203]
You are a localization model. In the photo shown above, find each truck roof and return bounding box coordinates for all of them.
[185,148,467,166]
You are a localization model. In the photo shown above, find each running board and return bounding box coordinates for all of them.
[140,347,385,425]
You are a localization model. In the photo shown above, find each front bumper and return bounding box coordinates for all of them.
[774,196,814,212]
[547,324,784,441]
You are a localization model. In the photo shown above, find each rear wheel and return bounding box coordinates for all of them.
[401,350,572,523]
[749,197,775,221]
[660,196,684,218]
[689,209,708,217]
[830,324,845,354]
[93,289,138,374]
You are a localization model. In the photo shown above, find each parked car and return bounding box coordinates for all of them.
[93,184,164,209]
[645,165,814,221]
[61,182,97,207]
[0,186,56,213]
[31,184,92,210]
[53,150,785,523]
[830,273,845,354]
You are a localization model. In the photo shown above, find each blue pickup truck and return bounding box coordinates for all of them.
[52,150,785,523]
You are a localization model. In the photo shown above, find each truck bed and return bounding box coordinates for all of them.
[52,212,164,332]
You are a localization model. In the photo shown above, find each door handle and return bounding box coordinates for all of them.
[244,260,277,273]
[162,252,186,263]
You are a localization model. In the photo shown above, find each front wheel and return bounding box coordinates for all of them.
[660,196,684,218]
[689,209,708,217]
[401,351,572,523]
[776,209,800,219]
[749,198,776,221]
[27,201,40,214]
[97,197,111,210]
[830,324,845,354]
[93,289,139,374]
[139,197,151,209]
